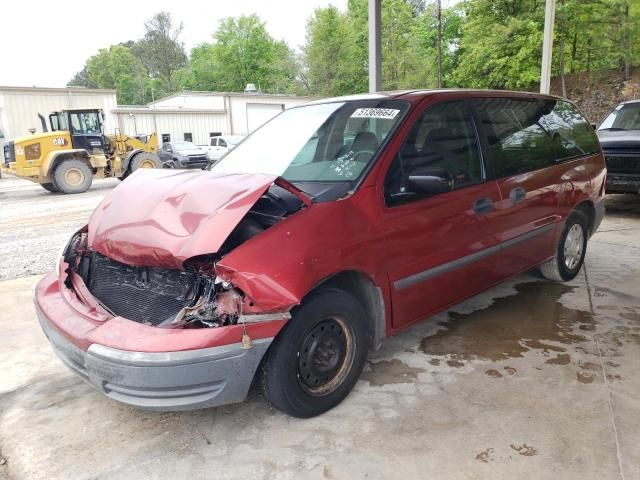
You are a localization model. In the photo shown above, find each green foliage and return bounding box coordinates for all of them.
[302,5,366,96]
[69,2,640,102]
[70,45,148,104]
[452,0,545,89]
[181,15,299,94]
[136,12,188,93]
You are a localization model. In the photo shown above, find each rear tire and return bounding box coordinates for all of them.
[262,288,369,418]
[40,183,59,193]
[52,159,92,194]
[540,210,588,282]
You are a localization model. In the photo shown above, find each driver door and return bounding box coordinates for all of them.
[380,99,504,329]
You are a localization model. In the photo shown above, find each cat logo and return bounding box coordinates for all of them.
[53,137,67,146]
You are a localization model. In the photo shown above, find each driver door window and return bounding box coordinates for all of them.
[385,101,483,205]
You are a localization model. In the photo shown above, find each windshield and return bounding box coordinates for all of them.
[173,141,199,152]
[599,103,640,131]
[212,100,409,183]
[69,112,101,134]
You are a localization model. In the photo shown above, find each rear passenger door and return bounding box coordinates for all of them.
[381,99,504,329]
[471,97,563,276]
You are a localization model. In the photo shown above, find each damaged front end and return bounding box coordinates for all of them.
[71,245,241,329]
[62,180,305,330]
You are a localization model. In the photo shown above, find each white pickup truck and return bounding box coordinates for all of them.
[205,135,244,162]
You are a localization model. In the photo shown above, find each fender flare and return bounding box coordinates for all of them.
[41,149,90,179]
[122,149,144,172]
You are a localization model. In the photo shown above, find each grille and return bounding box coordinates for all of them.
[604,154,640,174]
[85,253,201,326]
[3,141,14,166]
[187,154,208,163]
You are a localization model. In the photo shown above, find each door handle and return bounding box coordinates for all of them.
[509,187,526,204]
[473,197,494,215]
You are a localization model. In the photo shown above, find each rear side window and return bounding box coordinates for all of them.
[472,98,599,178]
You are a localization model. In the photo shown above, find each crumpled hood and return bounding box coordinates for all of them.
[88,169,277,269]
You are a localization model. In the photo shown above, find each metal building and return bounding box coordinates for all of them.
[0,87,312,146]
[114,91,313,145]
[0,86,118,140]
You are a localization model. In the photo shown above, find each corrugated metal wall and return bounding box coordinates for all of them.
[0,88,313,145]
[0,88,118,139]
[116,111,230,145]
[228,95,307,135]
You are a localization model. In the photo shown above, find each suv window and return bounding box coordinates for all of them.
[219,139,227,148]
[385,100,483,205]
[210,138,217,146]
[472,97,599,178]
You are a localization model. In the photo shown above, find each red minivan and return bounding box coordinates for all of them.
[34,90,606,417]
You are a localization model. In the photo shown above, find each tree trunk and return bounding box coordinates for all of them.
[436,0,443,88]
[570,30,577,74]
[623,1,631,80]
[559,0,566,97]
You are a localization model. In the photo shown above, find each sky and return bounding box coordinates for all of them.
[0,0,461,89]
[0,0,348,88]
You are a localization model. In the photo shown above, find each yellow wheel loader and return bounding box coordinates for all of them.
[1,109,159,194]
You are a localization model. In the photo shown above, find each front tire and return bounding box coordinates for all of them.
[262,288,369,418]
[540,210,588,281]
[40,182,59,193]
[52,159,92,194]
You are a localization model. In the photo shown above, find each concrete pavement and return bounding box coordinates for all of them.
[0,177,638,479]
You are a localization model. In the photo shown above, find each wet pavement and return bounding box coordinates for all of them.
[0,181,638,479]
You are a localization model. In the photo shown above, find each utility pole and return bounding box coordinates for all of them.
[540,0,556,94]
[436,0,443,88]
[151,87,159,136]
[368,0,381,93]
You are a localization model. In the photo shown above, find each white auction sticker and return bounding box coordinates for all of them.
[351,108,400,119]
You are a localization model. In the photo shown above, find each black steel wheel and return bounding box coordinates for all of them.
[297,316,355,396]
[262,288,368,418]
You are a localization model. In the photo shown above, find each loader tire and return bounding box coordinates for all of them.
[130,152,159,172]
[52,159,92,194]
[40,183,59,193]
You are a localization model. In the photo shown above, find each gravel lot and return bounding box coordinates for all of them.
[0,174,639,480]
[0,175,119,280]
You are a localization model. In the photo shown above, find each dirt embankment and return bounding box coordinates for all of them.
[550,67,640,123]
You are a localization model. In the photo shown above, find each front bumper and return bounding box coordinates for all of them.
[33,271,284,411]
[36,304,272,411]
[606,174,640,194]
[178,157,209,169]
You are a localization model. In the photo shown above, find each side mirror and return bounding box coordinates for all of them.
[407,174,451,195]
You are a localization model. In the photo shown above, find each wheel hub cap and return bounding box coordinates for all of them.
[564,224,584,270]
[64,168,84,186]
[297,317,354,396]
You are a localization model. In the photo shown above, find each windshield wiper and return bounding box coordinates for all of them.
[598,127,629,131]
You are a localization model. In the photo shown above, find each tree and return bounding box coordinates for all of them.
[182,14,299,94]
[137,12,187,93]
[303,6,366,96]
[67,67,96,88]
[68,45,149,104]
[452,0,545,89]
